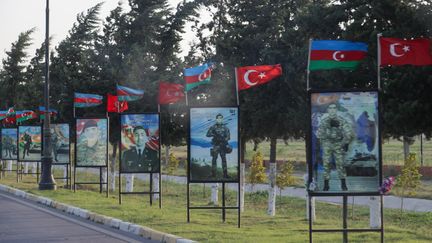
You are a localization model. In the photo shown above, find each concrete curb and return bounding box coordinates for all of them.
[0,184,195,243]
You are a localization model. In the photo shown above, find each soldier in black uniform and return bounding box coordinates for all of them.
[206,113,231,178]
[122,126,158,172]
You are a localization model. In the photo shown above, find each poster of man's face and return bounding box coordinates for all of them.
[189,107,239,182]
[310,91,380,193]
[120,114,160,173]
[50,124,70,164]
[1,128,18,160]
[75,119,107,167]
[18,126,42,161]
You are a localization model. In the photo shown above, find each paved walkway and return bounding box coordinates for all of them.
[126,173,432,213]
[0,190,157,243]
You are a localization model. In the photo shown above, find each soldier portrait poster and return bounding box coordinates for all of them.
[1,128,18,160]
[189,107,239,182]
[309,91,380,193]
[75,118,108,167]
[18,126,42,161]
[120,114,160,173]
[50,124,70,164]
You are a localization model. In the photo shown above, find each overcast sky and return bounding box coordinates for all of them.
[0,0,194,66]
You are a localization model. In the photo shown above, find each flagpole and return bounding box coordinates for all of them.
[377,33,382,90]
[185,91,188,106]
[306,38,312,90]
[234,67,240,106]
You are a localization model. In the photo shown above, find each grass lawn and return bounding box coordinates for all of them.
[1,173,431,242]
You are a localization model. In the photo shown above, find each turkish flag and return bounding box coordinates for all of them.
[158,82,185,104]
[380,37,432,66]
[236,64,282,91]
[107,94,128,113]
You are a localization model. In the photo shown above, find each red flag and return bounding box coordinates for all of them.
[380,37,432,66]
[107,94,128,113]
[236,64,282,91]
[158,82,185,104]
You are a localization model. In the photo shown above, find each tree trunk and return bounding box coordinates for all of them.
[126,174,134,192]
[267,137,277,216]
[7,160,12,173]
[31,162,37,177]
[402,136,412,161]
[240,138,246,212]
[369,196,381,228]
[102,169,108,191]
[24,162,29,173]
[211,183,219,205]
[153,173,160,200]
[110,142,118,192]
[304,174,316,221]
[63,166,67,183]
[165,145,170,167]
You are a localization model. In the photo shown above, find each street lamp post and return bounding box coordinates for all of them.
[39,0,56,190]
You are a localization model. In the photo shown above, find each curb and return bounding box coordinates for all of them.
[0,184,195,243]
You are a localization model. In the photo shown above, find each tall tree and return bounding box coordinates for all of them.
[0,28,35,108]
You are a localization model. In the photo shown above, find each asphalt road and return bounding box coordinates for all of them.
[0,191,157,243]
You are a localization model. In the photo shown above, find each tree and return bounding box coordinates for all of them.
[248,151,267,190]
[276,161,297,198]
[0,28,35,108]
[395,153,421,213]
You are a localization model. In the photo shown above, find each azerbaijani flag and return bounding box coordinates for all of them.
[16,110,38,122]
[74,92,103,107]
[0,111,7,121]
[309,40,368,71]
[183,63,213,91]
[39,106,58,120]
[117,85,144,101]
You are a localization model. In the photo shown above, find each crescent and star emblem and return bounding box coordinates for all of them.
[332,51,345,61]
[198,69,211,82]
[243,70,259,86]
[390,43,409,57]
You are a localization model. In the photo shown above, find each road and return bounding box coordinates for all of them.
[0,190,157,243]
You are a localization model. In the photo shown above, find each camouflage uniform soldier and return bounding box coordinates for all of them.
[317,103,354,191]
[76,120,106,166]
[206,113,231,178]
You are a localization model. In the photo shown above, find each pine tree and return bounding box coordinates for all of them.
[0,28,35,108]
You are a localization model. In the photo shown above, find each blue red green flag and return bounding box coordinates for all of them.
[116,85,144,101]
[183,63,213,91]
[309,40,368,71]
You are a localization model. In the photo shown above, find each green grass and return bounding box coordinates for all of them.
[1,173,431,242]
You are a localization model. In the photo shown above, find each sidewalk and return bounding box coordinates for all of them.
[128,173,432,213]
[0,190,154,243]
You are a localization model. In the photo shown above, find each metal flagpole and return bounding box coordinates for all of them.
[306,38,312,90]
[377,33,382,90]
[235,67,240,106]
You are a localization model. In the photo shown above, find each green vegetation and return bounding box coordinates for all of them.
[395,153,422,212]
[248,151,267,188]
[1,173,431,242]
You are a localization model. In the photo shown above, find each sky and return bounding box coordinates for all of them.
[0,0,195,66]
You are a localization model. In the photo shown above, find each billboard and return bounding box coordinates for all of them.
[309,90,381,194]
[50,123,70,164]
[75,118,108,167]
[189,107,239,182]
[120,113,160,173]
[1,128,18,160]
[18,126,42,161]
